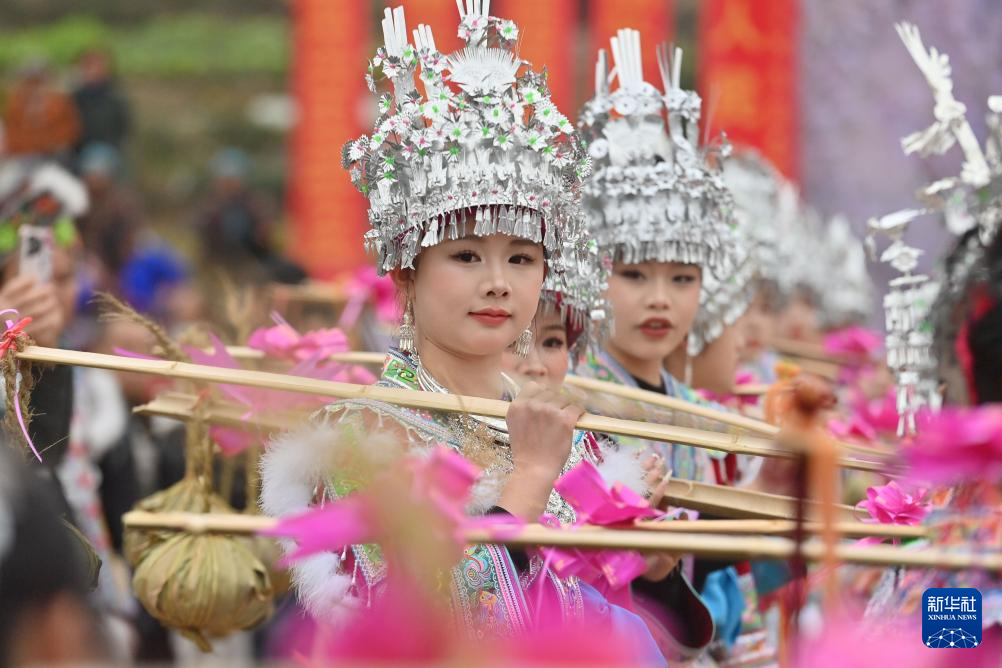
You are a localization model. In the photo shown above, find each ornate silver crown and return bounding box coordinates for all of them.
[687,227,756,357]
[539,228,611,360]
[342,2,591,275]
[865,21,1002,431]
[576,30,735,276]
[818,215,874,328]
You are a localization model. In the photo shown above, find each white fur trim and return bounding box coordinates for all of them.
[595,446,650,497]
[261,422,358,620]
[260,423,338,518]
[289,552,356,622]
[467,473,503,514]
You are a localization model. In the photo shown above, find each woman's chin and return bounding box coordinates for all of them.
[461,334,521,358]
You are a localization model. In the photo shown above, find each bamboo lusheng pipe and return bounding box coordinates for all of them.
[135,393,879,526]
[135,392,302,433]
[121,510,923,540]
[223,347,891,460]
[776,356,841,381]
[122,511,997,572]
[269,281,348,305]
[18,346,887,471]
[660,478,861,523]
[771,337,871,367]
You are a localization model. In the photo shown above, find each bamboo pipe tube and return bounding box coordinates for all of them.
[120,510,923,540]
[771,337,870,366]
[631,519,926,540]
[224,347,890,460]
[660,478,860,523]
[18,346,887,471]
[232,347,779,435]
[122,511,998,572]
[134,393,881,525]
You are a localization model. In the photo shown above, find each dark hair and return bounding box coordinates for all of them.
[932,225,1002,405]
[0,449,94,666]
[967,229,1002,403]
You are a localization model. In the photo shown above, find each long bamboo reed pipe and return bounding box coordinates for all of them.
[122,511,994,571]
[771,337,870,366]
[225,347,890,459]
[18,346,887,471]
[135,392,888,527]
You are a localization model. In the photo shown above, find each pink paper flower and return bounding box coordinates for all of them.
[538,460,663,600]
[856,481,930,526]
[828,415,878,442]
[339,266,401,328]
[183,333,372,455]
[247,314,349,362]
[263,446,519,565]
[824,326,882,358]
[793,615,933,667]
[696,372,760,408]
[903,406,1002,485]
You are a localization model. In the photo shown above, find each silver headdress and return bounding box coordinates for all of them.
[692,149,820,358]
[577,30,734,274]
[687,227,756,357]
[866,208,937,435]
[866,21,1002,432]
[818,215,874,328]
[539,228,611,361]
[721,151,789,290]
[342,2,591,275]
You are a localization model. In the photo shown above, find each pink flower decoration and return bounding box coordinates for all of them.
[263,446,520,565]
[823,326,882,358]
[828,415,878,442]
[247,314,349,362]
[903,406,1002,485]
[835,387,900,441]
[339,266,401,329]
[696,372,760,408]
[538,460,663,600]
[793,615,933,667]
[183,333,372,455]
[856,481,930,526]
[556,459,663,526]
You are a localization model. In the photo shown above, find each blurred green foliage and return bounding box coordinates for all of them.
[0,13,288,76]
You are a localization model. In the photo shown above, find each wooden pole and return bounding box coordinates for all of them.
[122,510,995,571]
[135,393,887,525]
[18,346,888,471]
[225,347,891,459]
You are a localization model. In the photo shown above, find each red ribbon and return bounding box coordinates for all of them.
[0,308,41,462]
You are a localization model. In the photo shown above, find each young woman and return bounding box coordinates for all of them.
[572,31,739,485]
[262,6,711,661]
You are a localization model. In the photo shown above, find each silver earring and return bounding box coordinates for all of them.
[398,298,415,354]
[514,328,533,357]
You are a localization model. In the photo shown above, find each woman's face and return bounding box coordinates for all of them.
[776,290,821,343]
[691,317,748,395]
[501,306,569,391]
[605,261,702,364]
[739,289,774,364]
[405,234,545,359]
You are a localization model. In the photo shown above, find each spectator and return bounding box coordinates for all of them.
[76,142,143,282]
[0,447,104,667]
[194,148,305,284]
[119,246,205,329]
[71,48,131,157]
[2,57,80,163]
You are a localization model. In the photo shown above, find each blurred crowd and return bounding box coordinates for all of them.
[0,49,307,666]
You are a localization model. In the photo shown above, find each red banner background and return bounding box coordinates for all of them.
[289,0,371,278]
[698,0,799,181]
[497,0,579,113]
[587,0,675,99]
